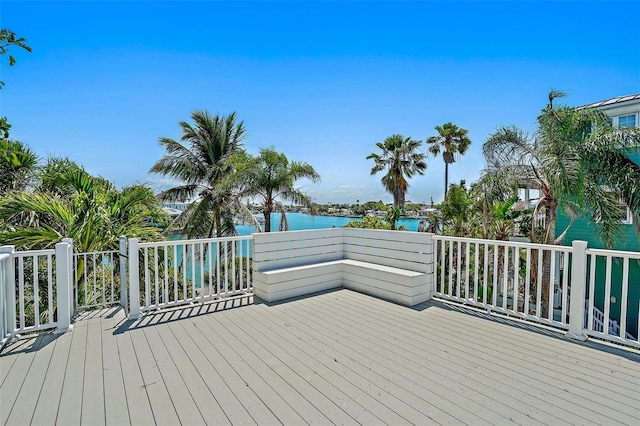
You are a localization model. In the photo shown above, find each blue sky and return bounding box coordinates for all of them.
[3,1,639,205]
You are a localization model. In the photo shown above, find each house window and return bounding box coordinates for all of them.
[618,114,636,128]
[612,114,637,128]
[617,201,633,225]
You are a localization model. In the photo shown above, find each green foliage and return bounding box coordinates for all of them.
[440,181,473,237]
[476,285,493,303]
[483,91,640,247]
[1,29,32,138]
[228,146,320,232]
[344,215,407,231]
[384,206,403,230]
[361,200,387,212]
[0,156,167,251]
[345,216,392,230]
[367,134,427,207]
[0,139,38,195]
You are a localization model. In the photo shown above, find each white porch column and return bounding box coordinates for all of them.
[55,240,74,334]
[128,238,140,319]
[119,236,128,314]
[566,240,588,341]
[0,245,17,338]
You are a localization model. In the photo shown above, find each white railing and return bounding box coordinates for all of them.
[433,236,572,330]
[584,248,640,346]
[73,249,121,311]
[11,248,57,334]
[128,235,253,317]
[587,303,634,339]
[433,236,640,349]
[0,251,14,349]
[0,241,74,351]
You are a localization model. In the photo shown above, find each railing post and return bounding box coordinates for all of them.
[0,245,17,339]
[566,240,588,341]
[55,240,74,334]
[128,238,140,319]
[119,236,128,315]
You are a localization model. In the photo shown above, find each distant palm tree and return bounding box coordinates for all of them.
[150,110,246,238]
[367,134,427,208]
[427,122,472,198]
[230,147,320,232]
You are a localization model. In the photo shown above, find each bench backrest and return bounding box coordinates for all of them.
[343,228,432,273]
[253,228,433,274]
[253,228,344,271]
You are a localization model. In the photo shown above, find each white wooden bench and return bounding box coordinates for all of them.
[253,228,434,306]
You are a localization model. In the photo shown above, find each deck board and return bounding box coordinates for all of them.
[82,320,106,426]
[150,318,231,426]
[4,333,56,425]
[277,294,551,425]
[195,312,313,425]
[1,289,639,426]
[334,290,638,425]
[129,325,181,426]
[101,315,130,426]
[31,331,73,425]
[336,291,640,423]
[115,321,155,425]
[56,319,87,425]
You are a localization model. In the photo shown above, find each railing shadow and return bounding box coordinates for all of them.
[430,298,640,362]
[0,330,58,356]
[112,294,254,335]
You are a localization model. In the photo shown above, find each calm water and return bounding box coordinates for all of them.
[236,212,421,235]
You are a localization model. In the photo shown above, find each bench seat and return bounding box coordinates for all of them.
[254,258,430,306]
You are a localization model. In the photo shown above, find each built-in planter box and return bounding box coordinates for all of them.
[253,228,434,306]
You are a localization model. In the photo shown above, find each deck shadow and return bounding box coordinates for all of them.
[111,294,254,335]
[429,299,640,362]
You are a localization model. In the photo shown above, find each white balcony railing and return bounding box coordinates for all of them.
[432,236,572,329]
[2,231,638,351]
[127,235,254,317]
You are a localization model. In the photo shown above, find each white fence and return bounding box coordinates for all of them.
[1,251,14,348]
[2,232,638,352]
[433,236,640,349]
[128,235,253,318]
[433,236,572,329]
[73,249,122,311]
[584,248,639,344]
[0,241,74,351]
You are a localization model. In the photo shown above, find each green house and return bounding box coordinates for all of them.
[556,94,640,338]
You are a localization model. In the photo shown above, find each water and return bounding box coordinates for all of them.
[236,212,421,235]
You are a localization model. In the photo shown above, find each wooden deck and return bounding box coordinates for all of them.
[1,288,639,425]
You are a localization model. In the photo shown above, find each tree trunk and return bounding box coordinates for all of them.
[214,204,222,238]
[263,195,273,232]
[444,162,449,198]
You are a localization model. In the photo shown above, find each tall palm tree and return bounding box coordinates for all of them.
[230,147,320,232]
[482,92,640,248]
[367,134,427,208]
[150,110,246,238]
[426,122,472,198]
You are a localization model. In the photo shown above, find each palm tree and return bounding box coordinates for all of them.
[150,110,246,238]
[0,139,37,195]
[427,122,472,198]
[0,160,166,251]
[230,147,320,232]
[483,92,640,248]
[367,134,427,208]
